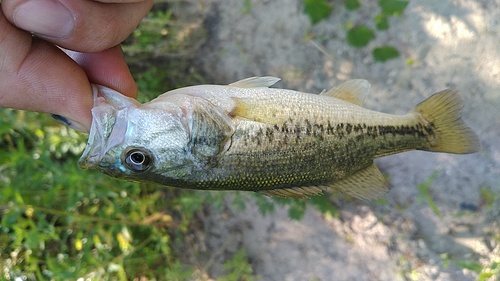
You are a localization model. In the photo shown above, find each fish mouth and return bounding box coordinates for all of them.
[78,85,131,169]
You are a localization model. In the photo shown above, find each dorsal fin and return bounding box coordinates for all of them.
[321,79,370,106]
[229,76,281,88]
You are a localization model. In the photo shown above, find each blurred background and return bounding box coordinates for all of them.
[1,0,499,280]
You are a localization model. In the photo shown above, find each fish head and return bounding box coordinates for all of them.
[79,85,193,182]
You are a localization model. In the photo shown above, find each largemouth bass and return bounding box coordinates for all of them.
[79,77,480,199]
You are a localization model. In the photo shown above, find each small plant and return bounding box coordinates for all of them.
[122,4,207,60]
[417,172,441,217]
[252,193,339,221]
[303,0,333,25]
[346,25,375,47]
[303,0,409,62]
[478,260,500,281]
[456,260,484,273]
[242,0,253,15]
[344,0,361,10]
[451,252,500,280]
[480,187,496,209]
[218,249,257,281]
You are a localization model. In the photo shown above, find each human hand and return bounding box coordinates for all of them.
[0,0,153,131]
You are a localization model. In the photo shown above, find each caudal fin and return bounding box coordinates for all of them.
[415,90,480,154]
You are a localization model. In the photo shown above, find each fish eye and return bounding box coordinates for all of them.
[122,148,153,172]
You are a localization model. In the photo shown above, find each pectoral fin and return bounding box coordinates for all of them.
[329,163,389,200]
[322,79,370,106]
[189,98,234,161]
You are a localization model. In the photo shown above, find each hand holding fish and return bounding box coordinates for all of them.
[0,0,153,131]
[80,77,480,200]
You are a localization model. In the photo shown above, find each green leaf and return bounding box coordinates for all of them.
[416,172,441,216]
[220,249,256,281]
[303,0,332,24]
[310,196,339,216]
[165,261,194,281]
[242,0,252,15]
[0,119,12,135]
[372,46,400,62]
[231,192,247,211]
[344,0,360,10]
[346,25,375,47]
[254,194,276,216]
[480,187,496,208]
[456,260,483,273]
[25,229,45,250]
[375,14,389,30]
[287,200,307,220]
[378,0,409,16]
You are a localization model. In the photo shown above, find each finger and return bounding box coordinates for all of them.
[64,46,138,99]
[0,10,93,131]
[2,0,153,52]
[96,0,149,3]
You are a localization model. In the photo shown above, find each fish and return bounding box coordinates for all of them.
[78,77,480,200]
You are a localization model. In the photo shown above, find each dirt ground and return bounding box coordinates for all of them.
[175,0,500,280]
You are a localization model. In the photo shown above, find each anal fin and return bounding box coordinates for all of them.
[258,164,388,200]
[329,163,389,200]
[259,186,326,198]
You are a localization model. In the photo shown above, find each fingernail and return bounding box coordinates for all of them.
[51,114,86,132]
[13,0,75,39]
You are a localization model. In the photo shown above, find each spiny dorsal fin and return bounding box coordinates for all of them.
[321,79,370,106]
[259,186,326,198]
[229,76,281,88]
[329,163,389,200]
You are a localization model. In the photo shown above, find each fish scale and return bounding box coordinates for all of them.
[79,77,480,200]
[203,116,421,191]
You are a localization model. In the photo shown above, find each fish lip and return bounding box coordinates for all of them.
[78,84,129,169]
[78,153,100,169]
[96,158,124,176]
[78,85,108,169]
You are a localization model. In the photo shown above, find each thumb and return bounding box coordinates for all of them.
[0,10,93,131]
[2,0,153,52]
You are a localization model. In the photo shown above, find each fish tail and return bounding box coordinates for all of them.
[415,90,480,154]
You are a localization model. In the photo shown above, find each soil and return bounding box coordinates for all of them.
[173,0,500,280]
